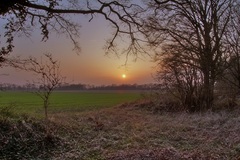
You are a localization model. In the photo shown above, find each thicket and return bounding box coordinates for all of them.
[0,108,66,159]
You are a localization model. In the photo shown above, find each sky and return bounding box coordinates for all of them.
[0,9,155,85]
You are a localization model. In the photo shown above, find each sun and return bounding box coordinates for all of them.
[122,74,126,79]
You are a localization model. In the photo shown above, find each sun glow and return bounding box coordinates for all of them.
[122,74,126,79]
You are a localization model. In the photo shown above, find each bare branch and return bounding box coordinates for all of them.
[23,53,65,120]
[0,0,146,61]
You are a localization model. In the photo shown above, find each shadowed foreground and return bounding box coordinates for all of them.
[1,101,240,159]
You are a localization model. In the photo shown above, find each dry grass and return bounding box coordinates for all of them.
[1,100,240,159]
[49,101,240,159]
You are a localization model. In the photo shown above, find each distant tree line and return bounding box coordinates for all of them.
[0,83,157,91]
[86,83,157,91]
[0,83,35,91]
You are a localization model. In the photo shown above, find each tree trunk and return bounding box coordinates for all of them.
[44,100,48,120]
[202,70,214,111]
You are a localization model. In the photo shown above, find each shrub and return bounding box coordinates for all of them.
[0,103,16,119]
[0,117,65,159]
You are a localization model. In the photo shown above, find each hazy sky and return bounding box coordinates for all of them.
[0,13,155,85]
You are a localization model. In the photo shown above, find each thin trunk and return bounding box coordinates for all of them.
[202,70,214,110]
[44,100,48,120]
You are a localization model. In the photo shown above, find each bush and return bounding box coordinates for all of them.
[0,117,65,159]
[128,91,184,113]
[0,103,16,119]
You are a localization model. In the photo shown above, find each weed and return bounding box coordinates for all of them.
[0,103,16,119]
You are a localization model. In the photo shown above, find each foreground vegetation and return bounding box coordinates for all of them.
[1,100,240,159]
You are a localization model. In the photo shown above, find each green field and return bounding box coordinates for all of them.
[0,91,142,116]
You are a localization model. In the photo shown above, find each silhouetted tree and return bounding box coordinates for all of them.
[144,0,235,110]
[25,53,64,120]
[213,1,240,108]
[156,44,204,112]
[223,1,240,90]
[0,0,145,62]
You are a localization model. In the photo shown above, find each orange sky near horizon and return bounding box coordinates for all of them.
[0,14,155,85]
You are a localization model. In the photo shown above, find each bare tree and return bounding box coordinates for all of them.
[144,0,235,110]
[212,1,240,108]
[156,44,204,112]
[0,0,145,62]
[223,1,240,90]
[24,53,64,120]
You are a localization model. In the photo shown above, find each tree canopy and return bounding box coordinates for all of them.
[142,0,240,110]
[0,0,144,61]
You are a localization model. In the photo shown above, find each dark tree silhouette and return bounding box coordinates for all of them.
[25,53,64,120]
[144,0,235,110]
[224,2,240,90]
[155,44,204,112]
[0,0,145,61]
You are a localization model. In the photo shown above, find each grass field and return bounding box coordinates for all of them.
[0,90,142,116]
